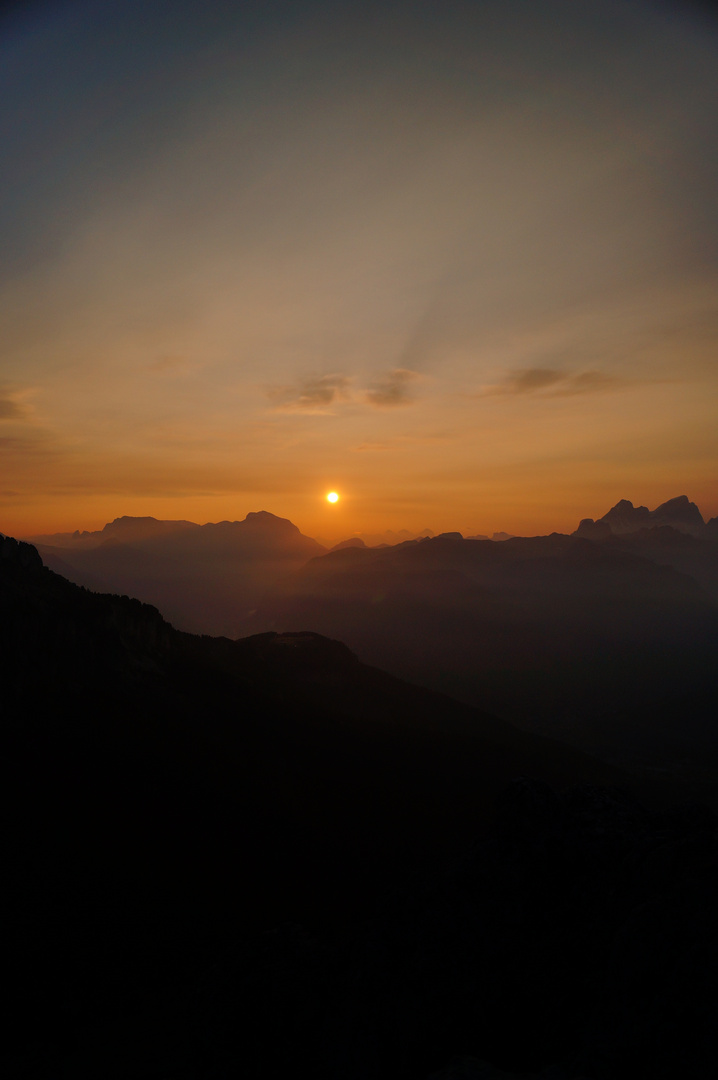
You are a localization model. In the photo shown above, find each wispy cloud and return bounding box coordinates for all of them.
[353,430,451,452]
[481,368,621,397]
[147,355,199,376]
[551,371,622,396]
[365,368,420,408]
[266,373,352,414]
[267,368,423,413]
[0,392,28,420]
[0,435,46,452]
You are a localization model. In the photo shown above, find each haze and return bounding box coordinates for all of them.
[2,0,717,540]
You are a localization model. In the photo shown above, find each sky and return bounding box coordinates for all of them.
[2,0,718,541]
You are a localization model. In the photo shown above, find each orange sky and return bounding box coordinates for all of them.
[2,0,717,542]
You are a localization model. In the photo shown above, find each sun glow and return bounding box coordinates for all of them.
[326,492,339,503]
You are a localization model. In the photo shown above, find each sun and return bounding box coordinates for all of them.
[326,491,339,503]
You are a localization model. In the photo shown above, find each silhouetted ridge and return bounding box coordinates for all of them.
[26,515,199,547]
[331,537,367,551]
[1,531,43,570]
[101,515,199,541]
[651,494,705,528]
[574,516,612,539]
[575,494,707,538]
[244,509,297,528]
[600,497,652,532]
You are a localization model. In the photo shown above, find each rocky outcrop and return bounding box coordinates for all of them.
[573,517,612,540]
[1,532,44,570]
[600,498,652,533]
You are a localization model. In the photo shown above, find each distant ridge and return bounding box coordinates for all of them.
[575,495,710,538]
[25,515,199,548]
[25,511,327,637]
[331,537,367,551]
[329,527,435,549]
[26,510,324,557]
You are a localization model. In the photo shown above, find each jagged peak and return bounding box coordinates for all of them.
[657,495,692,507]
[652,495,704,524]
[586,495,706,537]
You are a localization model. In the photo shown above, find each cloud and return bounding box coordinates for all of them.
[365,368,420,408]
[482,368,621,397]
[0,396,26,420]
[353,430,452,452]
[0,435,47,453]
[266,373,352,413]
[551,371,621,396]
[265,368,422,414]
[147,355,198,376]
[504,368,564,393]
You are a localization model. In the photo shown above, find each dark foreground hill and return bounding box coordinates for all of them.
[2,534,717,1078]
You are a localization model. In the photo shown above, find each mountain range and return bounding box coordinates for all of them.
[23,496,718,779]
[2,523,717,1078]
[253,526,718,776]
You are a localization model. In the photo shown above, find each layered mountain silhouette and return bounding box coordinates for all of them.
[323,526,435,548]
[249,520,718,776]
[29,514,199,547]
[23,499,718,777]
[28,511,326,637]
[2,532,716,1078]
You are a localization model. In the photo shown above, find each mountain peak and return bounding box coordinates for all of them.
[244,510,295,526]
[599,500,651,533]
[651,495,704,528]
[331,537,367,551]
[578,495,707,538]
[104,515,160,529]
